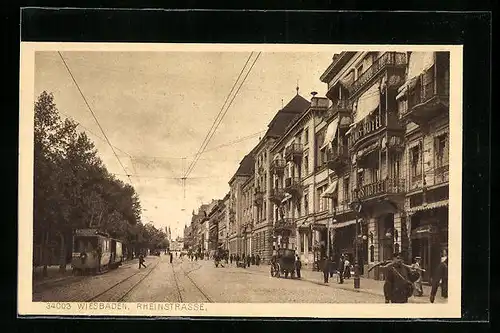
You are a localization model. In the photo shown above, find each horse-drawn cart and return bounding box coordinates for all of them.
[270,248,296,279]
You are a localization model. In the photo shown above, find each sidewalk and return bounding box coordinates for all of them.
[244,264,447,304]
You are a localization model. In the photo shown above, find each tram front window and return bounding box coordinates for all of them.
[74,237,98,253]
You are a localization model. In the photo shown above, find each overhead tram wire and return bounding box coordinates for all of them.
[184,52,262,179]
[183,52,255,179]
[58,51,133,185]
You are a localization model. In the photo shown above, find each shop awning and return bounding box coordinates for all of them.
[320,118,339,150]
[330,219,356,229]
[407,200,449,214]
[396,76,418,100]
[407,52,435,81]
[321,180,338,198]
[353,82,380,123]
[281,193,292,203]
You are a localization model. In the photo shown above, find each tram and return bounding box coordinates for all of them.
[71,228,124,275]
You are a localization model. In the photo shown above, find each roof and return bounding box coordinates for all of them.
[265,94,310,138]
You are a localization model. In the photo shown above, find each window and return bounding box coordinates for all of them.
[435,134,449,167]
[315,129,326,169]
[304,194,309,215]
[317,185,328,212]
[304,155,309,176]
[343,177,350,203]
[391,153,401,178]
[410,145,422,180]
[304,128,309,144]
[357,169,365,188]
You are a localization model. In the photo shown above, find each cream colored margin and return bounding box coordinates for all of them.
[18,43,462,318]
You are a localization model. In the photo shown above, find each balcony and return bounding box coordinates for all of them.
[434,164,449,185]
[323,99,352,122]
[326,145,349,174]
[284,177,302,197]
[269,187,285,205]
[354,178,405,202]
[254,188,264,206]
[348,113,403,150]
[273,218,297,236]
[284,143,303,164]
[400,65,449,126]
[348,52,407,97]
[270,158,286,175]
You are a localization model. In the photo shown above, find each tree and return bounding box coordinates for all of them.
[34,92,144,275]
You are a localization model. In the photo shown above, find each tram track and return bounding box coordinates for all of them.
[171,261,213,303]
[86,258,161,302]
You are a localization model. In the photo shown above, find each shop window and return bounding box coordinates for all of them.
[300,234,305,252]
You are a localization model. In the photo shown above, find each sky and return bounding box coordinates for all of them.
[34,49,333,239]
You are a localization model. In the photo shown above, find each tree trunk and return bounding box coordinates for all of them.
[58,231,66,273]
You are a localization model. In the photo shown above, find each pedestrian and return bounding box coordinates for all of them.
[169,251,173,264]
[329,256,335,278]
[236,254,240,264]
[256,253,260,266]
[383,252,416,303]
[344,255,351,279]
[322,256,330,283]
[430,254,448,303]
[412,257,424,296]
[337,254,345,284]
[251,254,255,265]
[230,254,233,264]
[247,254,251,268]
[138,253,147,269]
[295,255,302,279]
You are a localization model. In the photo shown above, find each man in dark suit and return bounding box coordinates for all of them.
[430,256,448,303]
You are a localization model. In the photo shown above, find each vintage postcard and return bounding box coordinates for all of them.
[18,43,462,318]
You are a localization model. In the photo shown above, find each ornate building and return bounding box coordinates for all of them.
[319,51,449,281]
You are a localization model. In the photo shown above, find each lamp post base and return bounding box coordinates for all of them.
[354,262,361,289]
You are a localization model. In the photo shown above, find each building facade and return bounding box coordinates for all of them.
[319,51,449,281]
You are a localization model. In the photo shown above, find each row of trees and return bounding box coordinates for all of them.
[34,91,168,275]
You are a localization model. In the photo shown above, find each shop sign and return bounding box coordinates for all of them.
[411,225,438,238]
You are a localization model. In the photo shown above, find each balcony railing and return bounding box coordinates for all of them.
[355,178,405,200]
[326,145,349,172]
[349,52,407,96]
[434,164,449,185]
[401,64,450,120]
[273,218,297,232]
[348,115,386,147]
[323,99,352,121]
[269,187,285,204]
[284,177,301,190]
[285,143,304,161]
[270,158,286,174]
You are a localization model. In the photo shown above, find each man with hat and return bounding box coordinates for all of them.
[383,252,417,303]
[412,256,424,296]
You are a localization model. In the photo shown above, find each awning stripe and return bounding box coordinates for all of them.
[320,119,339,150]
[407,200,448,214]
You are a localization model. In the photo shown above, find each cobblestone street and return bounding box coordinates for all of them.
[33,254,447,304]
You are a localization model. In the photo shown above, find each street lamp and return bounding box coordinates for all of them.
[351,188,363,289]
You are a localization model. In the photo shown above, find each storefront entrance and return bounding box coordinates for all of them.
[410,206,448,283]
